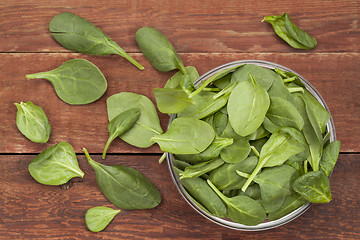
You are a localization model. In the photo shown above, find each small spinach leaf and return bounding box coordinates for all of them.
[320,140,341,176]
[207,180,266,226]
[263,13,317,49]
[84,148,161,209]
[153,88,194,114]
[164,66,199,89]
[136,27,185,73]
[292,171,332,203]
[180,157,225,179]
[15,101,51,143]
[267,193,307,221]
[150,117,215,154]
[26,59,107,105]
[85,207,121,232]
[28,142,84,185]
[49,12,143,70]
[102,108,140,159]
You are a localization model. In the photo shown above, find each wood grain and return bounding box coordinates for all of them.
[0,154,358,239]
[0,53,358,153]
[0,0,359,53]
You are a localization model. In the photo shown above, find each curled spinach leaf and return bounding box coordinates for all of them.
[180,158,225,179]
[263,13,317,49]
[153,88,195,114]
[292,170,332,203]
[150,117,215,154]
[102,108,140,159]
[164,66,199,89]
[84,148,161,209]
[26,59,107,105]
[107,92,163,148]
[15,101,51,143]
[85,207,121,232]
[28,142,84,185]
[49,12,143,70]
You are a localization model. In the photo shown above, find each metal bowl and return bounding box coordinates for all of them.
[166,60,336,231]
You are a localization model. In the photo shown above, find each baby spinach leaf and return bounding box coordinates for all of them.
[102,108,140,159]
[151,117,215,154]
[207,180,266,226]
[164,66,199,89]
[174,167,227,218]
[238,184,261,200]
[268,193,307,221]
[253,165,297,202]
[319,140,341,176]
[247,125,269,141]
[189,65,241,98]
[175,136,233,163]
[107,92,163,148]
[267,76,296,106]
[135,27,186,73]
[241,127,305,192]
[227,74,270,136]
[220,121,251,163]
[263,13,317,49]
[266,96,304,131]
[26,59,107,105]
[294,94,323,171]
[173,157,192,171]
[302,90,331,134]
[213,72,232,90]
[292,170,332,203]
[180,157,225,179]
[153,88,194,114]
[85,206,121,232]
[213,111,228,136]
[28,142,84,185]
[178,91,228,119]
[249,138,268,157]
[274,68,305,88]
[15,101,51,143]
[180,73,195,95]
[208,156,258,191]
[84,148,161,209]
[49,12,143,70]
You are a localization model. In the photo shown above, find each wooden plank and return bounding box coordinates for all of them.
[0,52,358,153]
[0,154,358,239]
[0,0,359,53]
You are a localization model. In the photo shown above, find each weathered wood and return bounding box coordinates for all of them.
[0,0,359,53]
[0,53,358,153]
[0,154,358,239]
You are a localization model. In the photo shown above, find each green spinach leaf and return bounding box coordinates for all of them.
[153,88,194,114]
[150,117,215,154]
[15,101,51,143]
[292,170,332,203]
[107,92,163,148]
[49,12,143,70]
[164,66,199,89]
[84,148,161,209]
[320,140,341,176]
[268,193,307,220]
[28,142,84,185]
[227,74,270,136]
[26,59,107,105]
[102,108,140,159]
[85,206,121,232]
[263,13,317,49]
[135,27,186,73]
[207,180,266,226]
[180,157,225,179]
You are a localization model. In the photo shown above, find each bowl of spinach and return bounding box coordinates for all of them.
[165,60,339,231]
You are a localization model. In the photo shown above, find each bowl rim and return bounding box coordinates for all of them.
[166,59,336,231]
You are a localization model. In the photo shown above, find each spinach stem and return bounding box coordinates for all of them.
[158,152,167,164]
[236,170,250,179]
[102,137,114,159]
[287,87,304,93]
[250,146,260,158]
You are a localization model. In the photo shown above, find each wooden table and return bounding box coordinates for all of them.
[1,0,359,239]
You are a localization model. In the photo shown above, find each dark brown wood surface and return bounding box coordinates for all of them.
[0,0,359,239]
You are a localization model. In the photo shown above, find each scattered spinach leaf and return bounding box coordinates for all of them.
[85,206,121,232]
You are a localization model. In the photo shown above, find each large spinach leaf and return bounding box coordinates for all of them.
[150,117,215,154]
[15,101,51,143]
[227,74,270,136]
[102,108,140,159]
[107,92,163,148]
[26,59,107,105]
[84,148,161,209]
[263,13,317,49]
[28,142,84,185]
[49,12,143,70]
